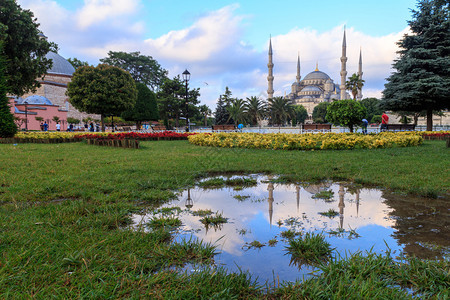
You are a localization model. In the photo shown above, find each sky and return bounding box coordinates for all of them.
[17,0,419,110]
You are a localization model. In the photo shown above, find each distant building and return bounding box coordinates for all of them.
[9,34,99,131]
[267,29,363,117]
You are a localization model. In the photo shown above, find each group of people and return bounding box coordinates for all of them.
[361,112,389,134]
[39,122,61,131]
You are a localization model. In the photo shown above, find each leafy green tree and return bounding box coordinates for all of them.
[346,73,365,100]
[312,102,330,123]
[291,105,308,126]
[326,99,367,132]
[67,58,90,69]
[67,117,80,124]
[66,64,137,131]
[199,104,212,126]
[100,51,168,91]
[371,115,382,124]
[268,97,293,126]
[382,0,450,131]
[0,43,17,137]
[0,0,56,96]
[227,98,247,126]
[361,98,383,124]
[122,83,159,129]
[214,87,233,125]
[156,76,200,128]
[245,96,266,126]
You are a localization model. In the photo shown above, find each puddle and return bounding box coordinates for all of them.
[132,174,449,284]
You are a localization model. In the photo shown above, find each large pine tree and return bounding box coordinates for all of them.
[382,0,450,131]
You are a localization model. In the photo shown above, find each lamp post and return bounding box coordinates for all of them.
[182,69,190,132]
[24,102,28,131]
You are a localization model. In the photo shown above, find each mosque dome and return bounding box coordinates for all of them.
[45,51,75,76]
[23,95,53,105]
[301,86,322,92]
[303,70,330,81]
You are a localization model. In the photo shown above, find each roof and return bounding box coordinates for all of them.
[45,51,75,76]
[20,95,54,105]
[301,86,322,92]
[303,70,330,81]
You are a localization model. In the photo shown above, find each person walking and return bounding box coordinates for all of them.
[43,121,48,131]
[56,123,61,131]
[362,118,368,134]
[381,112,389,131]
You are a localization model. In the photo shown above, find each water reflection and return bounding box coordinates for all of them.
[132,175,449,283]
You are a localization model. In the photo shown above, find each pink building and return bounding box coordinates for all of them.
[9,95,68,131]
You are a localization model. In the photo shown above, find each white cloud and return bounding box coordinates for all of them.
[268,25,408,99]
[76,0,140,29]
[15,1,408,109]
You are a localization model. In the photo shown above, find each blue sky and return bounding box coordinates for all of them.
[18,0,418,109]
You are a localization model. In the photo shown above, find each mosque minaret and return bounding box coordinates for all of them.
[357,48,363,100]
[267,37,274,99]
[267,28,361,117]
[340,28,348,100]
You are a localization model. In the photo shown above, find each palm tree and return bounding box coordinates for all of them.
[199,104,211,126]
[345,73,365,100]
[268,96,293,126]
[245,96,266,126]
[227,98,246,126]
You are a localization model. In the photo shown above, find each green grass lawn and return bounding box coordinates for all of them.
[0,140,448,298]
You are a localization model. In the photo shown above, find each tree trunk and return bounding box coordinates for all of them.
[349,124,354,133]
[426,109,433,131]
[101,115,105,132]
[204,115,207,126]
[413,113,419,126]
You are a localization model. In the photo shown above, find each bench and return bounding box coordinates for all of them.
[212,125,236,132]
[152,125,167,131]
[385,124,416,132]
[122,126,131,132]
[301,124,332,132]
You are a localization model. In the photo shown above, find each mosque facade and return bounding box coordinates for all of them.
[267,30,363,116]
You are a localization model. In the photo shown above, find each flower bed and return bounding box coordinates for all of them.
[420,131,450,140]
[77,131,196,141]
[0,131,195,144]
[188,132,423,150]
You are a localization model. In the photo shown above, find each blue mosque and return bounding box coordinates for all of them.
[267,29,363,116]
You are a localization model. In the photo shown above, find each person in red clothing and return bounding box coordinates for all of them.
[381,112,389,131]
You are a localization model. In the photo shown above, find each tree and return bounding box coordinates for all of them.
[227,98,246,126]
[326,99,367,132]
[214,87,233,125]
[382,0,450,131]
[0,43,17,137]
[100,51,168,91]
[67,117,80,124]
[156,76,200,128]
[0,0,56,96]
[245,96,266,126]
[291,105,308,126]
[66,64,137,131]
[122,83,159,129]
[199,104,211,126]
[312,102,330,123]
[67,58,90,69]
[268,97,293,126]
[345,73,365,100]
[361,98,383,124]
[52,116,60,123]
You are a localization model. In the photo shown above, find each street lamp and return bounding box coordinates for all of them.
[24,101,28,131]
[182,69,190,132]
